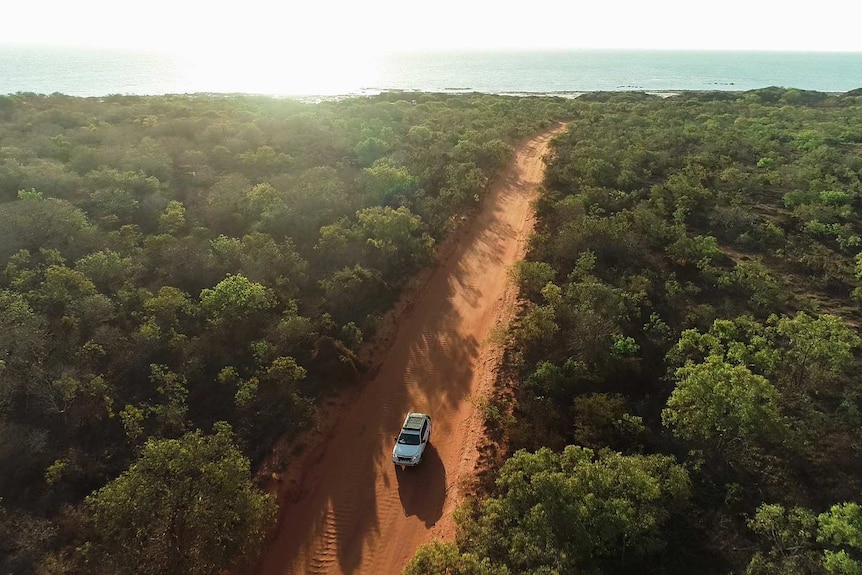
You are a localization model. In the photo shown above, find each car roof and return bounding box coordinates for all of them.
[403,413,428,431]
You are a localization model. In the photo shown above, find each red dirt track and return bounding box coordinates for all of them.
[254,124,565,575]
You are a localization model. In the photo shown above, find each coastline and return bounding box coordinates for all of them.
[2,47,861,98]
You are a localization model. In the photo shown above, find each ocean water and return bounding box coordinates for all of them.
[1,46,861,97]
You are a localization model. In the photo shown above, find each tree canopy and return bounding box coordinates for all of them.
[0,91,574,574]
[86,423,276,575]
[453,446,690,574]
[411,88,862,575]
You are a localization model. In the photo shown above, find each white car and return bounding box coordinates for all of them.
[392,412,432,467]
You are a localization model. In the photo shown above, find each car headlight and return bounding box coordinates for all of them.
[410,455,419,462]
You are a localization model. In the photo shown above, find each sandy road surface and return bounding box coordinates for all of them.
[254,124,565,575]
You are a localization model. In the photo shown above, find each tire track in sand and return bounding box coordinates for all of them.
[254,123,566,575]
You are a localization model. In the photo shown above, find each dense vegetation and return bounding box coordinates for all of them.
[6,87,862,575]
[407,88,862,574]
[0,91,573,574]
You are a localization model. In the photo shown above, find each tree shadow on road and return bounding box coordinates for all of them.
[255,129,561,575]
[395,444,446,528]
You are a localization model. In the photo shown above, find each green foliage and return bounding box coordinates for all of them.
[667,316,777,374]
[818,503,862,574]
[75,249,133,293]
[0,92,572,572]
[0,197,94,263]
[356,205,435,280]
[773,312,860,392]
[210,233,308,300]
[610,334,640,357]
[662,355,782,447]
[746,503,820,575]
[513,303,558,351]
[513,260,556,301]
[7,88,862,575]
[120,404,145,444]
[17,188,43,201]
[822,552,862,575]
[642,312,672,343]
[200,273,274,328]
[410,88,862,575]
[717,261,782,310]
[44,459,67,486]
[315,205,434,287]
[405,541,504,575]
[666,232,722,266]
[747,502,862,575]
[245,356,309,424]
[158,200,186,234]
[573,393,645,450]
[356,161,419,206]
[456,446,690,574]
[476,395,514,429]
[0,288,45,376]
[238,145,292,178]
[757,157,777,170]
[86,423,276,575]
[524,360,568,400]
[147,364,189,438]
[319,264,387,326]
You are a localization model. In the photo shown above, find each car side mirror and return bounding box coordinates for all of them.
[393,436,398,442]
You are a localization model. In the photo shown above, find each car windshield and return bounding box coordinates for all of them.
[397,432,421,445]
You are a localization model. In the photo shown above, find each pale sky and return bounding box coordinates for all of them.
[5,0,862,55]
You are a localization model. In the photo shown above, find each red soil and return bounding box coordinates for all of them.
[253,124,565,575]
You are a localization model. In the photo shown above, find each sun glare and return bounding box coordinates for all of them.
[169,48,381,96]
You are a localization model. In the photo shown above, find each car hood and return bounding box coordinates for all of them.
[393,443,422,458]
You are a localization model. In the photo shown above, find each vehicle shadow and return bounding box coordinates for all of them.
[254,129,561,575]
[395,444,446,528]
